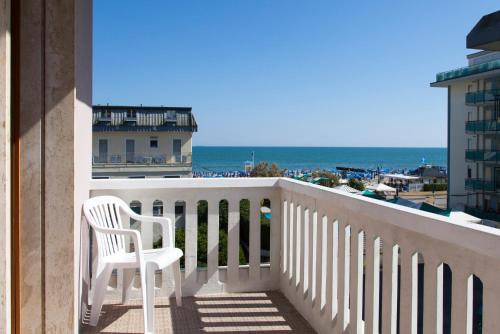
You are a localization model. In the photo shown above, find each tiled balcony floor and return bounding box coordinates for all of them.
[81,291,316,333]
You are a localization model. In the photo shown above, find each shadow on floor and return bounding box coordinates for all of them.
[81,291,316,333]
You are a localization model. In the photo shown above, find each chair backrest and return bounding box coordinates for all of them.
[83,196,129,258]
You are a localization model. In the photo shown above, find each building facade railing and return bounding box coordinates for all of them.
[87,177,500,333]
[465,120,500,133]
[465,89,500,105]
[435,59,500,82]
[92,152,192,166]
[465,149,500,162]
[465,178,498,192]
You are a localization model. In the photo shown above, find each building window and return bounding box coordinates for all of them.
[127,109,136,118]
[128,175,145,179]
[468,167,472,179]
[150,136,158,148]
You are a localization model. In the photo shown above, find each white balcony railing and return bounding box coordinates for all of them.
[92,152,192,166]
[87,177,500,334]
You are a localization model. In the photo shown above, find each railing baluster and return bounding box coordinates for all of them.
[324,216,334,322]
[307,208,315,302]
[141,198,154,250]
[269,193,281,285]
[249,197,261,281]
[365,234,375,334]
[314,211,323,312]
[282,198,288,275]
[399,248,413,333]
[289,201,295,282]
[482,277,500,333]
[184,199,198,288]
[334,221,347,332]
[227,199,240,283]
[162,200,176,290]
[206,199,219,284]
[423,258,438,334]
[300,207,308,296]
[295,204,302,288]
[349,228,363,333]
[382,241,397,334]
[450,269,468,333]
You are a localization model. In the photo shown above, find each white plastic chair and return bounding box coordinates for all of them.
[83,195,183,333]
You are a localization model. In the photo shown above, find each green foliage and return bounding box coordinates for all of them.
[250,161,285,177]
[312,169,340,187]
[348,178,365,191]
[423,183,447,192]
[152,198,270,268]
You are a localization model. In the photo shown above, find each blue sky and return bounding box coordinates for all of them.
[93,1,499,147]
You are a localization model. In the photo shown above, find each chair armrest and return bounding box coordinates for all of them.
[92,224,143,255]
[126,211,175,248]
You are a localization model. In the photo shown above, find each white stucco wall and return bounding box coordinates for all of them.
[448,81,475,210]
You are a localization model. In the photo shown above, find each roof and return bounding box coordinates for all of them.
[382,173,420,180]
[333,185,361,194]
[367,183,397,193]
[467,10,500,51]
[92,105,198,133]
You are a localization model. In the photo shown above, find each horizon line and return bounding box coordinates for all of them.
[192,145,447,149]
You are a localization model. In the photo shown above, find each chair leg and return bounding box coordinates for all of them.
[141,263,156,334]
[89,263,113,326]
[121,268,135,304]
[173,259,182,306]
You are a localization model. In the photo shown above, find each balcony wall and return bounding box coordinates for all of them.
[87,177,500,333]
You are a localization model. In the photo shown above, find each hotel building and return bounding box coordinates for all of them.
[92,105,197,178]
[432,11,500,223]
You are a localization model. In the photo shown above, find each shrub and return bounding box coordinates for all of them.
[250,161,285,177]
[423,183,447,192]
[312,169,340,187]
[348,178,365,191]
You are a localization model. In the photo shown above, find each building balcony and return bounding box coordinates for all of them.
[465,120,500,133]
[81,177,500,333]
[465,178,498,192]
[435,58,500,82]
[465,149,500,162]
[92,152,192,166]
[465,89,500,105]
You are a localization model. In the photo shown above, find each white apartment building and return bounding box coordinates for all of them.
[432,11,500,223]
[92,105,197,178]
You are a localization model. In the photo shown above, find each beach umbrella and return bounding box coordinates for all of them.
[360,190,386,200]
[334,185,361,194]
[367,183,397,194]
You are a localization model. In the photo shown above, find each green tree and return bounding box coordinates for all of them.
[250,161,285,177]
[312,170,340,187]
[348,178,365,191]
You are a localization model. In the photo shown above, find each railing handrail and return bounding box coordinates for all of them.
[90,177,500,257]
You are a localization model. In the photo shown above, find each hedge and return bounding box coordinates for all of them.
[423,183,447,192]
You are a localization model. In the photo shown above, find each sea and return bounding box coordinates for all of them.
[192,147,447,173]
